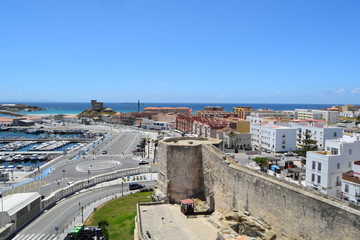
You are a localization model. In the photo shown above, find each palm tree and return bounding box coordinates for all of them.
[153,139,159,163]
[228,131,236,149]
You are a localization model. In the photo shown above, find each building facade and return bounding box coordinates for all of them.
[250,123,297,152]
[305,134,360,197]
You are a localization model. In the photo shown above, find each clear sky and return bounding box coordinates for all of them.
[0,0,359,104]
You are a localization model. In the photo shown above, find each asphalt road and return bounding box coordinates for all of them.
[1,127,158,197]
[13,181,155,239]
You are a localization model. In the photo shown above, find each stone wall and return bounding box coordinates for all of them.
[157,142,205,202]
[158,137,360,240]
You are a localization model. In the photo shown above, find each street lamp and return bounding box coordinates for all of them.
[62,169,66,179]
[81,206,84,223]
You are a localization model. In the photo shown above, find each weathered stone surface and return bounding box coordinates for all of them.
[157,137,360,240]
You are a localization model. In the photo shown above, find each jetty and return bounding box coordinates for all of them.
[0,110,25,117]
[0,137,94,142]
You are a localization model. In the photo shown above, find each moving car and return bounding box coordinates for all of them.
[101,150,107,154]
[139,160,149,165]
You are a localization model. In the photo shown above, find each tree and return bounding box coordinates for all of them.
[296,131,318,158]
[153,139,159,163]
[228,131,236,148]
[252,157,269,171]
[140,138,147,158]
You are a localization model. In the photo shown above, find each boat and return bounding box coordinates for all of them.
[29,154,38,161]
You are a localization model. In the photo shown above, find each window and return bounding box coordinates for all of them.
[282,145,285,149]
[312,161,316,170]
[331,148,338,155]
[349,162,352,168]
[312,174,315,182]
[349,149,352,155]
[345,184,349,193]
[318,162,321,171]
[334,132,337,137]
[337,163,340,169]
[317,175,321,184]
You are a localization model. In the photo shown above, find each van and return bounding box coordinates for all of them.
[129,183,145,190]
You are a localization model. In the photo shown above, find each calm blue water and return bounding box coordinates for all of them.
[0,102,339,116]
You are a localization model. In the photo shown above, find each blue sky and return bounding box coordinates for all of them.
[0,0,359,104]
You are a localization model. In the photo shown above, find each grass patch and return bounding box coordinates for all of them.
[84,191,152,240]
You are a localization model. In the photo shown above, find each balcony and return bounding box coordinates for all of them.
[342,171,360,185]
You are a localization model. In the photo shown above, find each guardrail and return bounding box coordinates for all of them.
[42,166,151,210]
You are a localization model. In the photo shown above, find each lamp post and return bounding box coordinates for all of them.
[81,206,84,223]
[147,139,150,159]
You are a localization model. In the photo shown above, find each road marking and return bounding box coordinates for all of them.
[13,234,57,240]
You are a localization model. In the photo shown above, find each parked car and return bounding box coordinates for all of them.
[139,160,149,165]
[284,152,294,156]
[129,183,145,190]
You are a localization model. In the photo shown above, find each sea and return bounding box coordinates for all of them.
[0,102,338,116]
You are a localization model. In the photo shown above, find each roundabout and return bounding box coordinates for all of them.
[75,160,122,172]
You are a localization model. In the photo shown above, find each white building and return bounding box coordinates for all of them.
[341,160,360,205]
[339,111,354,118]
[222,131,251,150]
[251,123,296,153]
[295,109,339,124]
[305,134,360,197]
[0,192,42,239]
[141,118,174,131]
[289,120,343,150]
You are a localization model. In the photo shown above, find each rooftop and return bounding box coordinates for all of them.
[0,192,41,216]
[162,137,221,146]
[138,203,217,240]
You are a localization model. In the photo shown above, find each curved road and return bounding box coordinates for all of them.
[13,181,155,239]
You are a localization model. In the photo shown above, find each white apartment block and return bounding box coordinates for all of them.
[305,134,360,197]
[289,121,343,150]
[295,109,339,124]
[251,123,296,153]
[247,110,295,124]
[341,160,360,205]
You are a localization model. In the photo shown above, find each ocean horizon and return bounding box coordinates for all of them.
[0,102,340,116]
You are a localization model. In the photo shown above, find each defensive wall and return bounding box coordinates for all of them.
[157,137,360,240]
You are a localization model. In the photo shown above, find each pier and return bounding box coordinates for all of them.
[0,137,94,142]
[0,110,25,117]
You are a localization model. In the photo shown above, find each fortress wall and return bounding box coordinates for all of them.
[201,144,360,240]
[157,143,204,202]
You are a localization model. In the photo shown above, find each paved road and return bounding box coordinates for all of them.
[1,127,158,197]
[13,181,156,239]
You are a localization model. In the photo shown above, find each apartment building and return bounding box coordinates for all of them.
[251,123,296,153]
[295,109,339,124]
[233,106,253,120]
[305,134,360,197]
[289,120,343,150]
[192,118,230,138]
